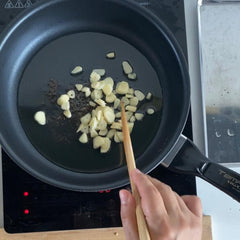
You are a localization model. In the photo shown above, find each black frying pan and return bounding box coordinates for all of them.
[0,0,240,202]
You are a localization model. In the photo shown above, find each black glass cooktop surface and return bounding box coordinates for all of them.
[0,0,195,233]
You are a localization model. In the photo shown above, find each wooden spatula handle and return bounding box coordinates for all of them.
[121,102,151,240]
[132,184,151,240]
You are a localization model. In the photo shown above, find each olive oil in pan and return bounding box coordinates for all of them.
[18,32,163,173]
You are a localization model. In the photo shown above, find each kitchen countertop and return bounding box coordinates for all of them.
[0,216,212,240]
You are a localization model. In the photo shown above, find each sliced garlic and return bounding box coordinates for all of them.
[113,98,121,109]
[129,97,139,106]
[81,113,91,125]
[97,118,107,131]
[106,52,115,59]
[125,94,134,99]
[93,136,105,149]
[146,92,152,100]
[91,89,103,100]
[116,131,123,142]
[122,61,133,74]
[121,96,130,106]
[82,87,91,97]
[79,133,88,143]
[34,111,46,125]
[90,129,98,138]
[115,112,121,118]
[61,101,70,111]
[63,110,72,118]
[89,101,97,107]
[89,116,98,130]
[111,122,122,130]
[75,84,83,91]
[76,123,89,134]
[130,116,136,122]
[67,90,75,99]
[106,93,116,103]
[114,132,121,143]
[128,72,137,80]
[57,94,69,106]
[147,108,155,115]
[103,106,115,124]
[102,84,113,96]
[107,129,116,139]
[135,113,144,121]
[126,111,133,121]
[90,71,101,83]
[93,69,106,76]
[95,99,106,107]
[100,137,111,153]
[71,66,83,75]
[128,88,134,95]
[116,81,129,95]
[128,122,134,133]
[134,90,145,101]
[126,105,137,112]
[99,129,108,136]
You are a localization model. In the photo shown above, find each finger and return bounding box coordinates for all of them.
[147,176,181,215]
[130,169,167,236]
[181,195,203,218]
[119,189,139,240]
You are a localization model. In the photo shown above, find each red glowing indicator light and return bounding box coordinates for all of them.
[99,190,104,193]
[23,192,29,197]
[24,209,30,215]
[105,190,111,193]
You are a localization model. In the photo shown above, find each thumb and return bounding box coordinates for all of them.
[119,189,139,240]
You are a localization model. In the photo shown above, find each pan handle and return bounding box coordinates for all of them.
[167,135,240,202]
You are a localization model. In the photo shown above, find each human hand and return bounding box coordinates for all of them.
[119,169,202,240]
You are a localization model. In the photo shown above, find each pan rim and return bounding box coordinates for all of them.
[0,0,190,191]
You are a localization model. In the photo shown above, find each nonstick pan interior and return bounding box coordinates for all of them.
[0,0,190,191]
[18,32,163,173]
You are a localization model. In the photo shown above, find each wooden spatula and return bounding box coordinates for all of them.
[121,102,151,240]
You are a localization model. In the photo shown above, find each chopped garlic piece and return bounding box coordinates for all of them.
[90,71,101,83]
[79,133,88,143]
[111,122,122,130]
[89,101,97,107]
[81,113,91,125]
[134,90,145,101]
[61,101,70,111]
[99,129,108,136]
[93,69,105,76]
[57,94,69,106]
[63,110,72,118]
[113,98,121,109]
[93,136,105,149]
[103,106,115,124]
[128,72,137,80]
[71,66,83,75]
[106,52,115,59]
[147,108,155,115]
[100,137,111,153]
[130,97,139,106]
[95,99,106,107]
[116,81,129,95]
[67,90,75,99]
[75,84,83,91]
[135,113,144,121]
[146,92,152,100]
[126,105,137,112]
[107,129,116,139]
[122,61,133,74]
[106,93,116,103]
[34,111,46,125]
